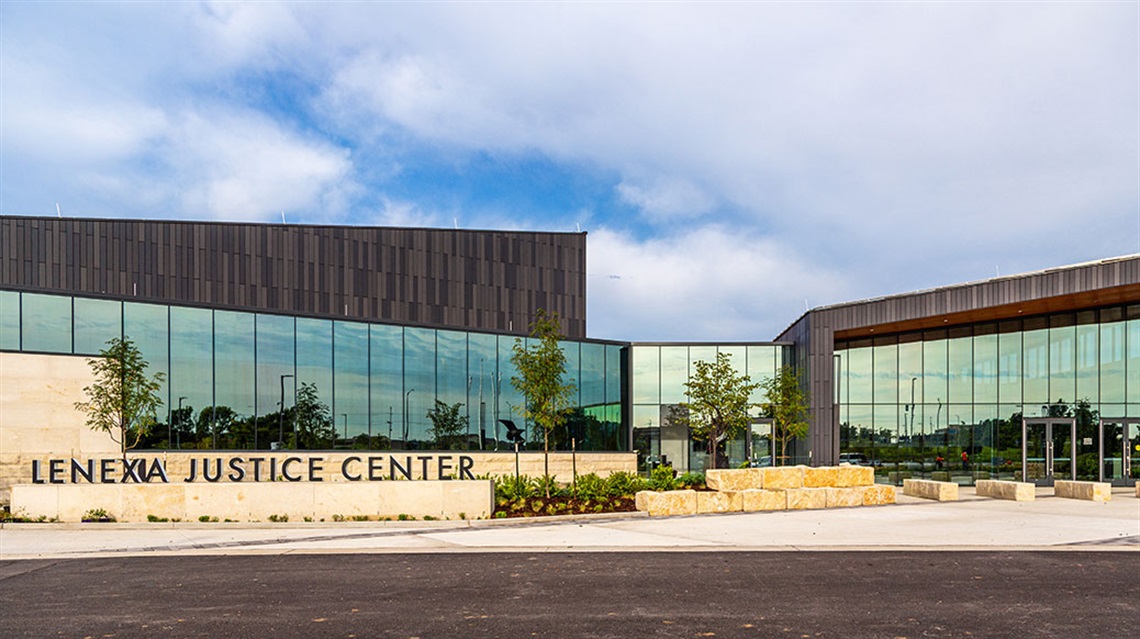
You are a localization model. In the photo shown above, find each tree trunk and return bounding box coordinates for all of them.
[543,429,550,498]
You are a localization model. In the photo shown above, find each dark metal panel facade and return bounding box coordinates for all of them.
[0,216,587,338]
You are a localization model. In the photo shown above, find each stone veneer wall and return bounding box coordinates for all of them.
[11,480,495,522]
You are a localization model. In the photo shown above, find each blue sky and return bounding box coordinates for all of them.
[2,2,1138,341]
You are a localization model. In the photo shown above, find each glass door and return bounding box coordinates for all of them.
[748,418,774,467]
[1100,419,1140,486]
[1022,418,1076,486]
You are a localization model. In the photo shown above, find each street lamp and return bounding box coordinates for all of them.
[176,396,187,450]
[403,389,415,446]
[342,413,348,448]
[278,374,294,450]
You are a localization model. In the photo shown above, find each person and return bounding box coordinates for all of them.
[960,450,969,470]
[935,455,944,469]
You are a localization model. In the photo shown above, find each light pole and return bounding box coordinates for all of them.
[278,374,294,450]
[342,413,348,448]
[176,396,187,449]
[403,388,415,447]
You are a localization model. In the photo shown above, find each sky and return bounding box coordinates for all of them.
[2,2,1137,342]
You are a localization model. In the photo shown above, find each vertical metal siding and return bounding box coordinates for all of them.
[0,217,588,338]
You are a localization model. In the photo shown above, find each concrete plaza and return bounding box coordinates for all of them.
[2,486,1137,559]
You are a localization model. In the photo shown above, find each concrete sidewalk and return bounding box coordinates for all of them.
[2,487,1137,559]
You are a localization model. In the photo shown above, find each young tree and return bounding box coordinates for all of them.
[761,365,810,466]
[669,351,760,470]
[74,337,166,460]
[510,309,576,496]
[292,382,336,449]
[426,399,469,450]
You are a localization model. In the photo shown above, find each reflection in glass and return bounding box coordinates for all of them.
[213,310,254,448]
[632,347,660,404]
[1023,327,1049,404]
[370,324,404,450]
[873,343,898,404]
[1100,320,1125,403]
[22,292,72,353]
[124,302,170,427]
[256,314,295,449]
[1049,323,1076,403]
[973,333,997,404]
[73,297,122,355]
[946,335,971,404]
[334,320,369,447]
[404,327,435,447]
[847,346,873,403]
[0,291,19,350]
[170,306,213,449]
[659,346,688,404]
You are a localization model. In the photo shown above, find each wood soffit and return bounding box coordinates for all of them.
[832,283,1140,341]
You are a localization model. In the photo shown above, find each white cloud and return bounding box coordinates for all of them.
[615,176,716,221]
[2,2,1136,337]
[167,111,352,221]
[587,226,846,341]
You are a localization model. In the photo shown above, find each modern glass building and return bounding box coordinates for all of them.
[630,343,791,473]
[835,307,1140,486]
[3,216,1139,487]
[0,289,624,452]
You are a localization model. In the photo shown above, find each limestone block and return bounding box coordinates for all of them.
[824,487,864,508]
[312,482,385,518]
[740,489,787,511]
[10,485,60,520]
[246,483,317,522]
[762,466,804,489]
[1135,483,1140,498]
[120,483,186,521]
[803,466,838,488]
[635,490,697,516]
[696,490,743,513]
[57,483,124,521]
[184,484,254,521]
[861,484,897,506]
[785,487,827,510]
[705,469,763,491]
[1054,480,1111,502]
[903,479,959,501]
[835,465,875,487]
[975,479,1035,501]
[440,480,494,519]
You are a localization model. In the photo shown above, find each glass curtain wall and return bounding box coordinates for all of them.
[2,290,625,452]
[630,344,789,474]
[836,305,1140,485]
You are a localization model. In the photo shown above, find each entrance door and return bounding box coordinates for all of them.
[1022,418,1076,486]
[1099,419,1140,486]
[748,418,774,467]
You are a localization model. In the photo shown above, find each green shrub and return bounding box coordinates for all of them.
[535,474,566,498]
[495,475,538,501]
[604,471,647,497]
[198,515,219,523]
[649,465,678,491]
[146,514,169,523]
[574,473,607,500]
[677,472,706,489]
[267,514,288,523]
[82,508,115,522]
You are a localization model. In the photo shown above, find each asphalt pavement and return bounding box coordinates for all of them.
[1,487,1137,638]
